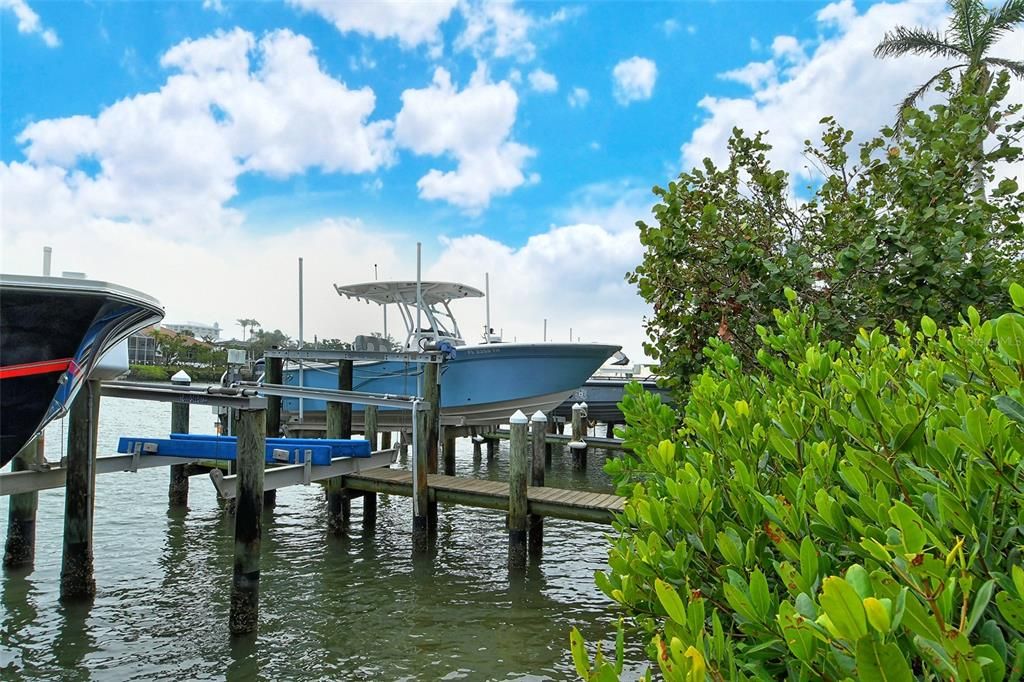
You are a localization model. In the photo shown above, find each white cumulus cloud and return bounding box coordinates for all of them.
[528,68,558,93]
[568,86,589,108]
[14,28,393,239]
[1,0,59,46]
[427,185,653,358]
[394,66,534,212]
[612,56,657,105]
[287,0,457,53]
[682,0,1023,180]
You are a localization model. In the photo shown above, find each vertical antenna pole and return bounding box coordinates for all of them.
[485,272,491,344]
[43,246,52,276]
[543,318,547,342]
[298,257,304,421]
[416,243,423,347]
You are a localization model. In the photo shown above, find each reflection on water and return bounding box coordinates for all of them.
[1,397,639,680]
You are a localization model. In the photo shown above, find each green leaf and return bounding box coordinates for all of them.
[846,565,872,599]
[967,581,996,635]
[995,314,1024,363]
[864,597,892,634]
[777,601,817,662]
[921,315,937,337]
[799,537,819,587]
[1011,283,1024,310]
[820,576,868,641]
[569,627,591,680]
[889,501,927,554]
[996,396,1024,427]
[856,636,914,682]
[996,591,1024,632]
[749,569,772,619]
[655,578,687,625]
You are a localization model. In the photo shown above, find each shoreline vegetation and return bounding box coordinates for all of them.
[573,2,1024,679]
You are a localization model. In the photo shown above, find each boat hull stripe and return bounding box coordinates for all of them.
[0,358,73,380]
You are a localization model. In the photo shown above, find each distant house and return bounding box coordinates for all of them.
[129,325,221,365]
[163,320,221,341]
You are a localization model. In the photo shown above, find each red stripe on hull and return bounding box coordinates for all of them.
[0,358,73,379]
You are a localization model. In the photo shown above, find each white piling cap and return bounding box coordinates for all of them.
[472,435,485,443]
[531,410,547,423]
[580,402,588,410]
[510,410,528,424]
[171,370,192,385]
[568,440,587,450]
[571,402,580,409]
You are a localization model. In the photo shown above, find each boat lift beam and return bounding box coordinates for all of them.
[264,348,442,364]
[239,382,427,410]
[210,449,396,499]
[100,381,268,409]
[0,454,211,496]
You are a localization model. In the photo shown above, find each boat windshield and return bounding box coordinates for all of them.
[334,281,483,350]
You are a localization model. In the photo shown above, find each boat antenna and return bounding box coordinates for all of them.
[376,263,388,343]
[43,246,52,276]
[298,256,304,421]
[543,318,547,342]
[485,272,491,344]
[416,242,423,349]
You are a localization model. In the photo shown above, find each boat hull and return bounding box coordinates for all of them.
[553,378,673,423]
[281,342,621,425]
[0,275,163,467]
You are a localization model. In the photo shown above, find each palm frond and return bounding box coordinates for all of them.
[990,0,1024,28]
[984,56,1024,77]
[948,0,986,52]
[977,0,1024,50]
[874,26,968,60]
[894,66,962,133]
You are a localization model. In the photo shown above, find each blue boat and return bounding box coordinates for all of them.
[282,281,620,425]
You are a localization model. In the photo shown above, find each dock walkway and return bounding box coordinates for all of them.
[344,468,624,525]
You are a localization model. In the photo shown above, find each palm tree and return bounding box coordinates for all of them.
[874,0,1024,130]
[236,318,250,343]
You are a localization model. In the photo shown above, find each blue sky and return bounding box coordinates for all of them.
[4,1,832,243]
[2,0,1016,358]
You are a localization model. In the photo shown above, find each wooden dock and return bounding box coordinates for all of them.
[483,428,629,451]
[344,468,624,525]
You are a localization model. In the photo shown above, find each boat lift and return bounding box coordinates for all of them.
[0,379,427,500]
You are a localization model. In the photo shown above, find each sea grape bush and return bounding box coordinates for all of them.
[572,284,1024,680]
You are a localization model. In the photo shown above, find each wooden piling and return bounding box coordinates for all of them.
[364,404,379,450]
[472,435,483,463]
[545,419,556,464]
[605,422,615,440]
[265,357,282,514]
[423,361,440,531]
[325,360,353,533]
[485,438,497,460]
[412,402,429,554]
[265,356,282,436]
[381,430,392,450]
[507,411,529,569]
[60,380,100,601]
[229,408,266,635]
[3,435,43,569]
[362,404,379,527]
[528,411,547,558]
[168,371,191,508]
[570,403,588,470]
[442,430,456,476]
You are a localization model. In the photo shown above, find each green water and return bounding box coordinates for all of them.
[1,397,637,680]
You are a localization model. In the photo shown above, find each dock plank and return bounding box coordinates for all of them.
[345,468,623,523]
